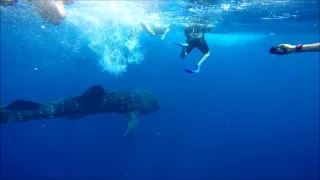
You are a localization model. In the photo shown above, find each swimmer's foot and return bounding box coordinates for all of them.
[170,41,188,48]
[184,64,200,74]
[140,22,149,31]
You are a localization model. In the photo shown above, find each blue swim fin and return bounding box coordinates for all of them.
[184,64,200,74]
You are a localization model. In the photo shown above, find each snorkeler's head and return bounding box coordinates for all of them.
[269,45,288,55]
[0,0,17,6]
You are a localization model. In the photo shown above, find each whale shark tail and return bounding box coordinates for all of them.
[3,100,41,111]
[0,85,107,122]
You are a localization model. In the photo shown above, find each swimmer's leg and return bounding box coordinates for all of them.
[161,28,170,40]
[170,41,190,59]
[185,40,210,74]
[140,22,156,37]
[170,41,188,48]
[28,0,67,25]
[197,52,210,67]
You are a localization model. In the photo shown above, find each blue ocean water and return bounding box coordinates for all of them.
[1,0,319,180]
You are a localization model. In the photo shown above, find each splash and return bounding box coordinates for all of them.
[98,21,143,76]
[1,0,299,77]
[65,1,147,76]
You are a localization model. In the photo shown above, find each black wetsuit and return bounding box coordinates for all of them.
[184,24,210,54]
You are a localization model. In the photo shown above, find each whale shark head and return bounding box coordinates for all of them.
[147,94,161,112]
[130,88,160,114]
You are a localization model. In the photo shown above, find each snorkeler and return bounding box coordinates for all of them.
[139,22,170,40]
[171,23,212,73]
[0,0,73,25]
[0,0,15,5]
[269,43,320,55]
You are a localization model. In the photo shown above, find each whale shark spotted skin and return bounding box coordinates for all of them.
[0,85,161,136]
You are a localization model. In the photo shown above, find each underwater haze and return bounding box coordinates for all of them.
[1,0,319,179]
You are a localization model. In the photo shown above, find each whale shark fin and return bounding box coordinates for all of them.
[74,85,105,109]
[5,100,41,110]
[123,111,140,137]
[81,85,105,98]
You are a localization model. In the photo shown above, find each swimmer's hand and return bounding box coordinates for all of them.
[278,44,295,53]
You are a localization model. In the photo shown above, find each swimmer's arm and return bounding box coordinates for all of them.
[282,43,320,53]
[164,28,170,35]
[140,22,156,36]
[298,43,320,52]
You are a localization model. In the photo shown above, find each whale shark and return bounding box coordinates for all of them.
[0,85,161,136]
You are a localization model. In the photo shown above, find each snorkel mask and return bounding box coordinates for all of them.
[269,45,288,55]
